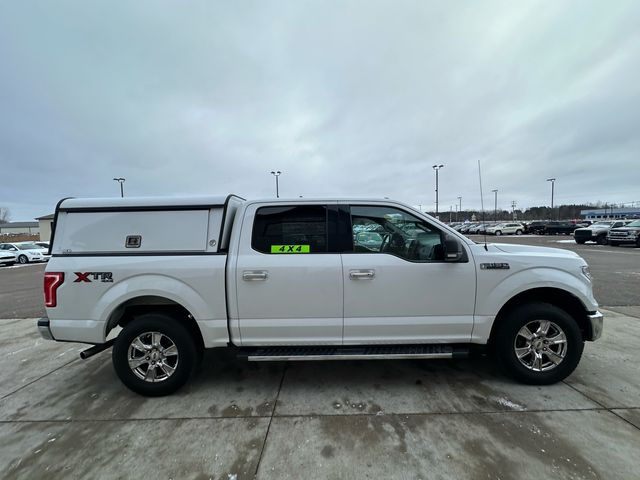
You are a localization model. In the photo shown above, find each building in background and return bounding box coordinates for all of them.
[580,207,640,220]
[0,221,40,236]
[36,214,55,241]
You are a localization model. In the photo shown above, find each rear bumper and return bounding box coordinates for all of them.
[37,318,55,340]
[587,311,604,341]
[38,317,105,344]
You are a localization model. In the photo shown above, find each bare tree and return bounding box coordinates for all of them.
[0,207,10,224]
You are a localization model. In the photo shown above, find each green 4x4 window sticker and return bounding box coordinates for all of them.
[270,245,310,254]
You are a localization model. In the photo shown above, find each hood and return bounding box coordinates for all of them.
[576,225,609,232]
[611,226,640,232]
[490,243,581,258]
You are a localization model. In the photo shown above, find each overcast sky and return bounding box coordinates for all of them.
[1,1,639,221]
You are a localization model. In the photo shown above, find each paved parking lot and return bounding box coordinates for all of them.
[0,240,639,479]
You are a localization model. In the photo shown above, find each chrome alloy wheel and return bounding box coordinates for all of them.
[514,320,568,372]
[127,332,179,382]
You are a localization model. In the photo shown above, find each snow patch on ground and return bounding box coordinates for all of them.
[493,397,526,411]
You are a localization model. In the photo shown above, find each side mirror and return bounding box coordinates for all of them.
[444,237,465,262]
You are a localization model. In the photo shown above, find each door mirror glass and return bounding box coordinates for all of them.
[444,236,465,262]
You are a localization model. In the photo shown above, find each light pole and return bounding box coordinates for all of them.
[432,164,444,217]
[270,171,282,198]
[455,204,459,222]
[546,178,556,218]
[113,177,125,197]
[491,189,498,221]
[457,196,462,219]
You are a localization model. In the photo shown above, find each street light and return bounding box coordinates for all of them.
[457,196,462,219]
[113,177,125,198]
[547,178,556,219]
[432,164,444,217]
[491,189,498,221]
[270,171,282,198]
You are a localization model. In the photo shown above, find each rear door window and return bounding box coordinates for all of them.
[252,205,328,254]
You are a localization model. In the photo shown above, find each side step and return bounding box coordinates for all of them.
[240,345,469,362]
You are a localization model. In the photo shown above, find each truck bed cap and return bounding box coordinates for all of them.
[59,195,238,211]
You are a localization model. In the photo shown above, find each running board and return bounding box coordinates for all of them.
[240,345,469,362]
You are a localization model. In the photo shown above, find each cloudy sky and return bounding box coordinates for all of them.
[1,1,639,221]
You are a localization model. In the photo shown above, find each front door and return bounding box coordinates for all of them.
[235,203,343,345]
[342,204,476,344]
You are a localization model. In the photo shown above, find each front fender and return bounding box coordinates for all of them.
[471,267,598,343]
[477,267,597,317]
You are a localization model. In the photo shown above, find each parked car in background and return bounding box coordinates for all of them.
[542,222,580,235]
[574,220,631,245]
[608,220,640,247]
[0,250,16,266]
[525,221,548,234]
[0,242,50,264]
[486,223,524,236]
[458,223,478,234]
[35,241,50,249]
[468,223,490,234]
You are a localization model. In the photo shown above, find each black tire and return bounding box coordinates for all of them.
[596,235,608,245]
[495,231,502,236]
[18,255,28,264]
[493,303,583,385]
[575,239,586,245]
[112,312,198,396]
[515,229,523,235]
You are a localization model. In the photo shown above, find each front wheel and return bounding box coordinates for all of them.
[596,235,608,245]
[515,229,523,235]
[495,231,502,236]
[18,255,28,264]
[493,303,583,385]
[112,312,198,396]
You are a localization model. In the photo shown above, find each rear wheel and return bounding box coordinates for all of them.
[495,230,502,236]
[575,239,586,244]
[112,312,198,396]
[596,234,608,245]
[494,303,583,385]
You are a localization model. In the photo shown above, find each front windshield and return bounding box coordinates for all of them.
[17,243,40,250]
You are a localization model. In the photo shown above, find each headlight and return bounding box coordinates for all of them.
[581,265,592,281]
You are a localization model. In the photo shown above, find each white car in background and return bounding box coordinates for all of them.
[0,250,16,266]
[486,222,525,236]
[0,242,50,264]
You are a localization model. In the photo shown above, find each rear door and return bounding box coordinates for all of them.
[234,203,344,345]
[341,203,476,344]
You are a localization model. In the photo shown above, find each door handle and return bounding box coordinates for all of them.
[243,271,268,281]
[349,269,375,280]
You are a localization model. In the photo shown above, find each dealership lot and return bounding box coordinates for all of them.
[0,237,639,479]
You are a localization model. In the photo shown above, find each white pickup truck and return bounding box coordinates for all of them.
[39,195,603,396]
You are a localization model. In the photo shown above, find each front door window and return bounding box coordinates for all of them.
[351,206,444,262]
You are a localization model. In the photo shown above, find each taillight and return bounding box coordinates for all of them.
[44,272,64,308]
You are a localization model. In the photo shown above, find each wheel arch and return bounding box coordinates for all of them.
[105,295,204,352]
[488,287,593,345]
